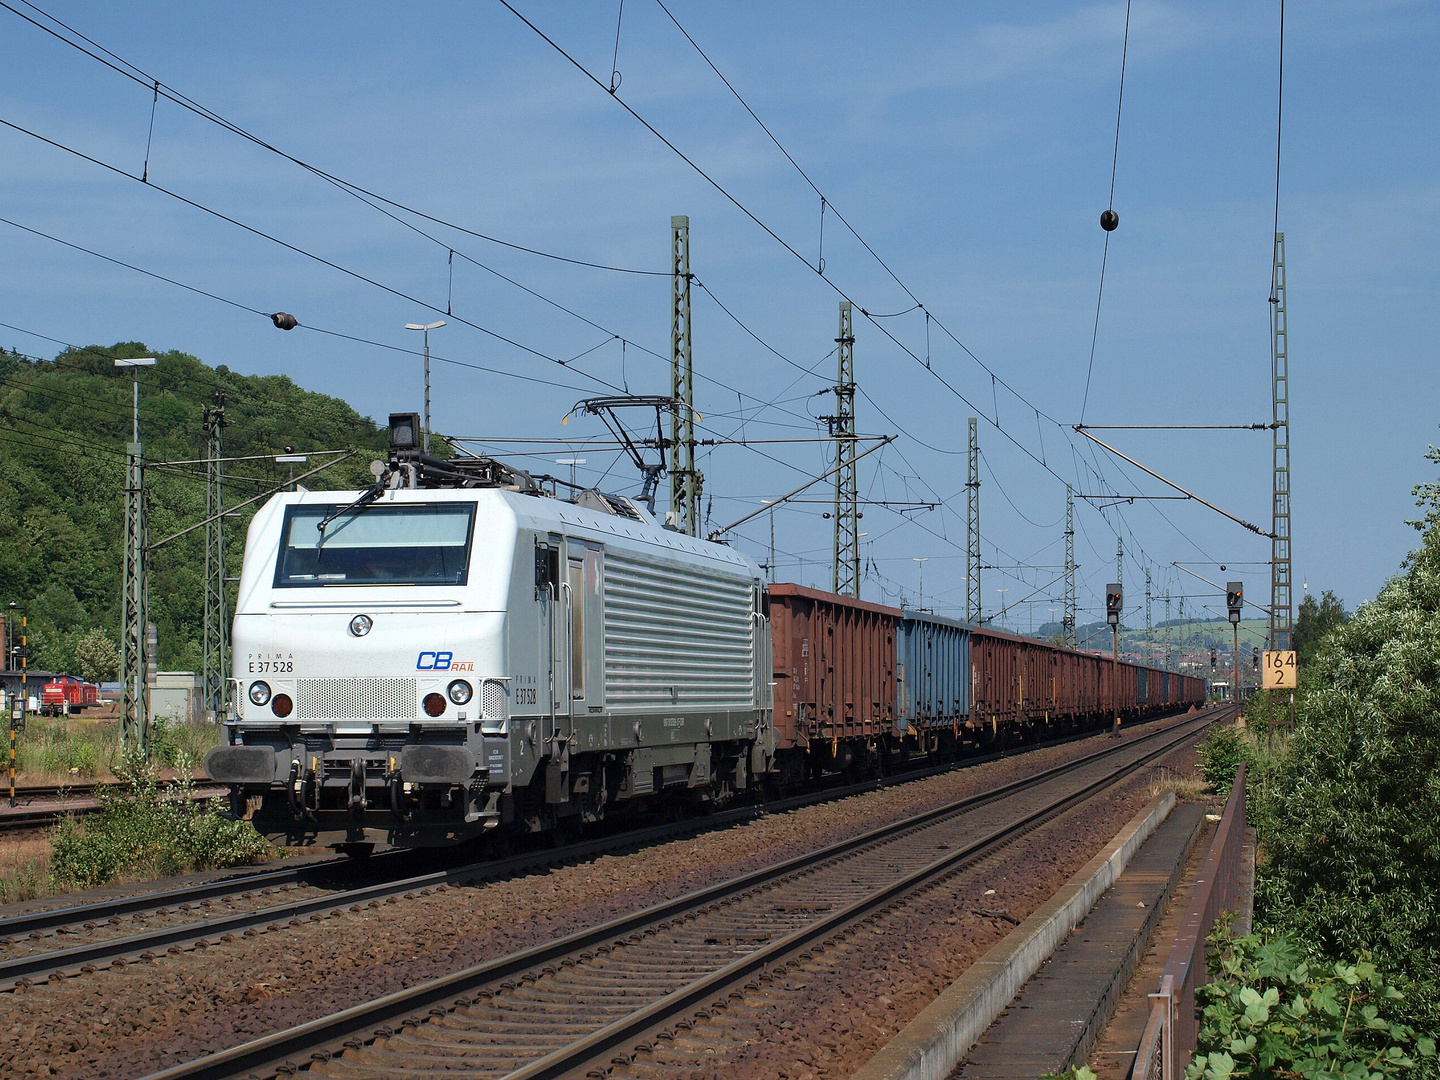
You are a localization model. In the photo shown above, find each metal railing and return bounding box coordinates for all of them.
[1132,762,1247,1080]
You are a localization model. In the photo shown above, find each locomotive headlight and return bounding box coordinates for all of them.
[349,614,372,637]
[248,681,272,707]
[447,680,473,705]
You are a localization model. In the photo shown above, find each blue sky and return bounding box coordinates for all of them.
[1,1,1436,634]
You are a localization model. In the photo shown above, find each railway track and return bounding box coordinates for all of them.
[0,779,227,830]
[0,710,1196,985]
[141,708,1217,1080]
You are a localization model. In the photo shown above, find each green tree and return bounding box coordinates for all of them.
[1292,589,1346,669]
[1255,443,1440,1042]
[73,628,121,684]
[0,341,386,672]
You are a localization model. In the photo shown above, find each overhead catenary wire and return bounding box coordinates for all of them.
[500,0,1220,600]
[0,0,667,278]
[0,116,635,398]
[7,0,1213,604]
[1080,0,1134,425]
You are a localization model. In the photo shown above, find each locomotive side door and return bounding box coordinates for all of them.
[566,544,604,721]
[535,536,568,750]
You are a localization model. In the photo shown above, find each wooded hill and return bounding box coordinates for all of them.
[0,341,389,678]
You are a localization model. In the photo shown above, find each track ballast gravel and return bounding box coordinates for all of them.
[0,713,1204,1080]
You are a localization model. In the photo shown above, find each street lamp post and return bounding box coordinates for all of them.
[404,321,446,454]
[115,358,155,755]
[913,557,928,612]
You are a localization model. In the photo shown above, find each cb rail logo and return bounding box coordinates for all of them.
[416,651,453,670]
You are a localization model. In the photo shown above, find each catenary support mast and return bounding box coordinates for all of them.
[1063,485,1076,646]
[966,418,980,624]
[202,392,228,722]
[669,216,701,536]
[1269,232,1293,651]
[831,301,859,596]
[121,428,149,754]
[1115,538,1124,636]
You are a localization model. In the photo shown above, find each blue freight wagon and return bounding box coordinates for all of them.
[898,610,971,760]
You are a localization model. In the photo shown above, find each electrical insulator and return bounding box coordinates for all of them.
[271,312,299,331]
[1100,209,1119,232]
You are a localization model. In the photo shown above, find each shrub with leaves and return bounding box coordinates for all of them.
[49,753,275,889]
[1187,928,1434,1080]
[1253,442,1440,1041]
[1199,725,1250,796]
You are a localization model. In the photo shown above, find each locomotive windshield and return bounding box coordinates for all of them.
[274,502,476,587]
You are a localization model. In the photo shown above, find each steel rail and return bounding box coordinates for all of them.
[0,729,1052,946]
[503,714,1216,1080]
[0,785,227,831]
[139,708,1219,1080]
[0,706,1196,948]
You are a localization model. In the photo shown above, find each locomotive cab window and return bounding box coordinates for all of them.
[274,502,476,587]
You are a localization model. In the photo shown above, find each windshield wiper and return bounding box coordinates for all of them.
[315,481,386,540]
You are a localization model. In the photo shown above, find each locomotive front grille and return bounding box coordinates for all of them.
[481,680,509,720]
[295,678,417,720]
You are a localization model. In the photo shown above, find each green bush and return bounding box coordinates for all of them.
[1252,440,1440,1046]
[1187,927,1434,1080]
[1200,726,1250,795]
[49,755,276,889]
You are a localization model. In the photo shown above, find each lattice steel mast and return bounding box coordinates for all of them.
[120,403,149,754]
[201,392,228,722]
[831,301,859,596]
[1269,232,1292,651]
[966,418,980,624]
[1115,537,1124,635]
[1063,485,1076,646]
[1145,568,1152,666]
[669,216,702,536]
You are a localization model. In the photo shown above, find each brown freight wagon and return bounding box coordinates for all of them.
[767,584,902,779]
[969,627,1197,739]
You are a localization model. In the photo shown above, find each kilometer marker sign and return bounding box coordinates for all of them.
[1263,650,1297,689]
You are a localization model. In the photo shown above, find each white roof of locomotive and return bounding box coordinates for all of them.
[236,486,760,615]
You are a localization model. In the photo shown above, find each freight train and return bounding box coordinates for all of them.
[206,423,1205,852]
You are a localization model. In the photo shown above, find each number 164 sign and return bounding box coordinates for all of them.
[1263,650,1297,689]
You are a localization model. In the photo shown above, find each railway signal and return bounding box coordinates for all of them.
[1226,582,1244,623]
[1226,581,1243,700]
[1105,584,1122,730]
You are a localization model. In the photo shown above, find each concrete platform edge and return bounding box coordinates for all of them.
[851,789,1178,1080]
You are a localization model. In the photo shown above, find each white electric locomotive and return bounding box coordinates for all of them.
[206,415,773,851]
